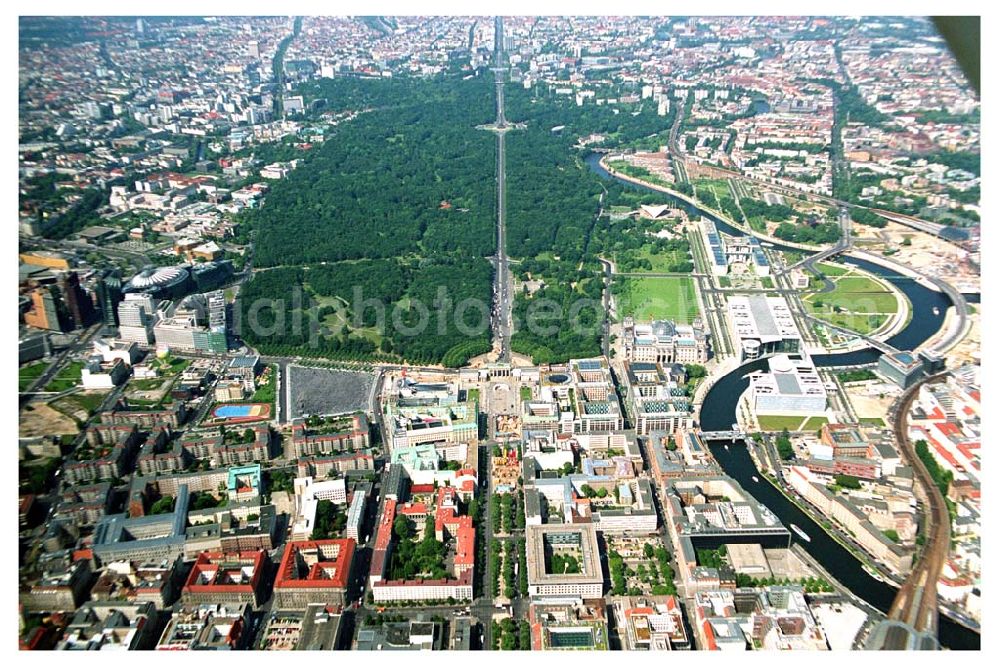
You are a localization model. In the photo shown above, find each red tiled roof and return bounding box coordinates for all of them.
[934,422,962,437]
[939,576,973,587]
[274,539,355,590]
[375,569,473,588]
[183,550,265,594]
[928,436,962,470]
[374,500,396,551]
[702,620,718,650]
[399,502,429,516]
[455,526,476,568]
[955,442,979,460]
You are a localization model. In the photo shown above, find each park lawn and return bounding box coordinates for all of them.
[783,250,806,265]
[614,276,700,323]
[251,365,277,403]
[44,361,85,393]
[804,271,900,335]
[694,178,731,199]
[631,244,688,273]
[520,386,532,401]
[834,275,882,290]
[756,415,807,431]
[693,183,721,209]
[309,290,347,310]
[19,361,48,392]
[320,302,351,334]
[860,417,887,427]
[352,327,384,347]
[127,397,169,410]
[823,289,898,314]
[816,262,849,277]
[131,377,167,391]
[151,356,191,375]
[71,392,109,412]
[609,161,672,188]
[833,275,892,294]
[747,215,767,233]
[309,289,366,340]
[50,392,109,421]
[802,416,830,430]
[815,310,891,334]
[312,293,383,346]
[830,276,900,313]
[467,388,480,404]
[61,392,108,414]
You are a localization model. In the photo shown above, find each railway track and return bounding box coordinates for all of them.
[887,371,952,634]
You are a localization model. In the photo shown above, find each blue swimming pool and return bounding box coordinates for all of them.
[214,405,254,418]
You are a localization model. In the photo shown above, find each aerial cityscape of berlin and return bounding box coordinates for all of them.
[15,6,984,654]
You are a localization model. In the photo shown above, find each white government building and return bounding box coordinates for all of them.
[727,294,803,361]
[748,354,827,417]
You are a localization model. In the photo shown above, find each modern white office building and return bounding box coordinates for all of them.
[289,477,347,541]
[727,294,802,360]
[345,491,367,542]
[117,293,158,345]
[748,354,827,416]
[701,220,771,277]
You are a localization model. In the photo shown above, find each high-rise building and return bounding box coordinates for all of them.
[248,40,260,59]
[245,62,262,88]
[59,271,95,329]
[96,270,123,327]
[154,314,228,354]
[23,284,68,332]
[19,331,51,363]
[208,290,227,332]
[121,293,157,320]
[153,316,197,351]
[117,293,157,345]
[193,328,228,354]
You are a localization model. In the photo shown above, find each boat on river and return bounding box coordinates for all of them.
[863,564,885,583]
[790,524,811,542]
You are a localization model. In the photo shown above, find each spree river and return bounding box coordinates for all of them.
[586,153,980,649]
